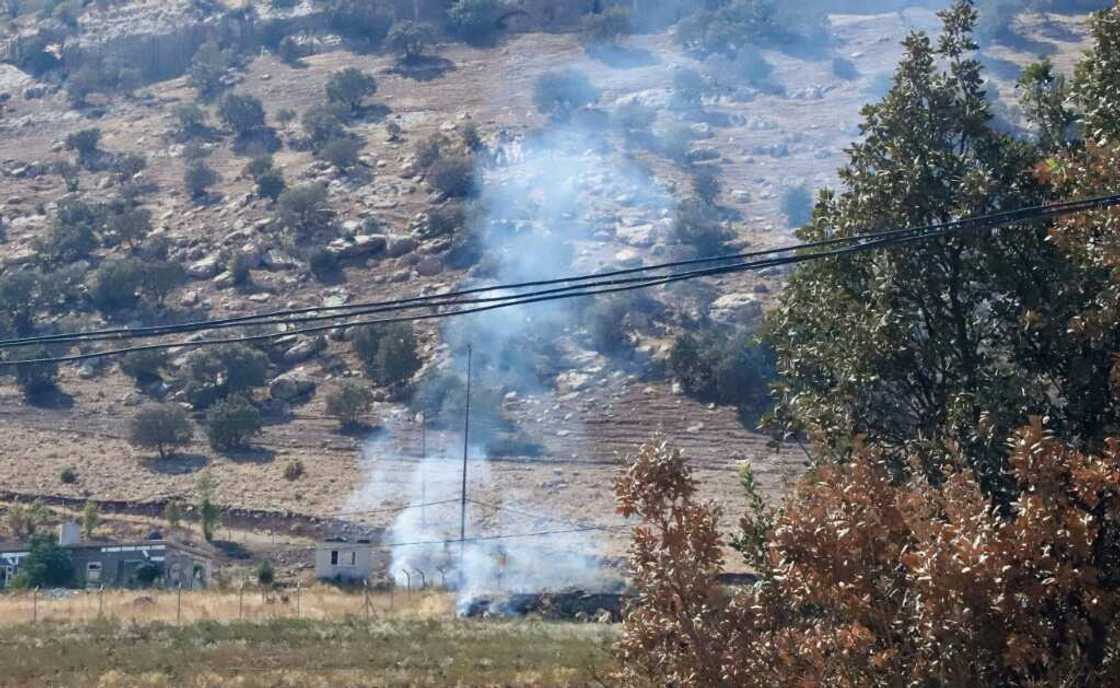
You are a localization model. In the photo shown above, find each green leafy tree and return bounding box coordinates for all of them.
[385,21,435,62]
[352,323,421,386]
[11,345,59,399]
[277,183,333,238]
[88,258,145,312]
[194,471,221,542]
[765,1,1091,500]
[1017,59,1075,151]
[325,379,374,429]
[182,344,269,409]
[65,128,101,168]
[12,537,72,588]
[129,404,194,460]
[113,207,152,250]
[173,102,209,139]
[318,136,364,171]
[533,69,600,121]
[80,501,99,540]
[0,270,43,336]
[218,92,266,137]
[301,105,348,146]
[139,260,186,308]
[325,68,377,113]
[184,159,218,200]
[448,0,505,44]
[205,395,262,451]
[41,199,101,263]
[189,41,231,100]
[119,349,168,383]
[256,559,275,585]
[1073,3,1120,146]
[6,500,49,540]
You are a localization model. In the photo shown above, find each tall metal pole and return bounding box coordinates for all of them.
[420,414,427,528]
[459,345,473,583]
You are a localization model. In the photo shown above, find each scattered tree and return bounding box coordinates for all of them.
[194,471,221,542]
[119,349,168,383]
[184,159,218,200]
[447,0,505,44]
[218,92,266,138]
[385,21,436,63]
[189,41,232,100]
[11,537,72,588]
[205,395,262,451]
[256,559,275,586]
[65,128,101,168]
[352,322,422,386]
[324,379,374,429]
[277,183,333,238]
[5,500,49,540]
[80,501,98,539]
[779,185,812,227]
[128,404,194,460]
[163,499,183,531]
[325,67,377,113]
[533,69,600,121]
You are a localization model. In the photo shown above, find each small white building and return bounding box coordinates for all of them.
[314,538,375,582]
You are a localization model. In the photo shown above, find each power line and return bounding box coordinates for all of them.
[3,193,1117,354]
[3,193,1118,367]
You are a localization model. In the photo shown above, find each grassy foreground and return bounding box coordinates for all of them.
[0,616,618,687]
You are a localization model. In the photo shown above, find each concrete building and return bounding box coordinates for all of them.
[314,537,376,583]
[0,522,212,590]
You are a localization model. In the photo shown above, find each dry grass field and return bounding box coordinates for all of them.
[0,587,452,626]
[0,613,618,687]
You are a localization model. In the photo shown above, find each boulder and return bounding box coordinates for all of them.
[415,255,443,277]
[261,250,299,270]
[270,371,317,402]
[282,336,327,364]
[187,255,221,279]
[616,222,656,247]
[709,292,763,327]
[341,234,387,258]
[385,235,417,258]
[613,248,643,268]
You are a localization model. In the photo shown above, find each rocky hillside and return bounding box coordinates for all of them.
[0,1,1098,553]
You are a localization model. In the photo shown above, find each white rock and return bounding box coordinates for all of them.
[709,292,763,326]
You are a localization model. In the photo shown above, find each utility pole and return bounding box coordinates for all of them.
[459,345,473,585]
[420,413,427,528]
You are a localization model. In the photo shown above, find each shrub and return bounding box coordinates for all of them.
[587,296,633,354]
[325,68,377,113]
[256,169,286,201]
[657,122,695,163]
[533,69,600,121]
[65,128,101,167]
[89,258,144,311]
[113,207,152,249]
[283,458,304,481]
[736,45,781,93]
[414,133,449,169]
[205,395,262,451]
[692,166,722,203]
[275,108,297,128]
[428,154,475,197]
[182,344,270,408]
[140,260,186,308]
[227,251,252,286]
[318,135,364,171]
[669,330,776,421]
[328,0,392,44]
[460,120,483,151]
[60,466,78,484]
[256,560,275,585]
[277,183,332,238]
[113,152,147,180]
[134,562,162,587]
[301,105,347,146]
[308,247,340,280]
[672,67,707,107]
[5,501,49,540]
[325,379,374,428]
[672,196,733,256]
[0,270,43,337]
[218,92,266,137]
[128,403,194,459]
[780,185,812,227]
[277,36,302,65]
[385,21,436,62]
[56,160,80,192]
[615,101,657,132]
[11,346,59,399]
[11,538,72,589]
[119,349,168,383]
[41,199,101,263]
[189,40,231,100]
[184,159,218,200]
[163,499,183,530]
[352,322,421,386]
[173,103,208,140]
[581,6,632,47]
[423,202,465,238]
[447,0,505,44]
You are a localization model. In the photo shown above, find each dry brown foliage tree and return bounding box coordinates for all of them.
[616,425,1120,687]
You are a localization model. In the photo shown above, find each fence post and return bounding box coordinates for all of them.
[177,583,182,624]
[415,569,426,590]
[296,582,301,619]
[239,582,244,620]
[98,585,104,618]
[400,569,412,595]
[32,587,38,624]
[389,581,394,611]
[364,580,370,622]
